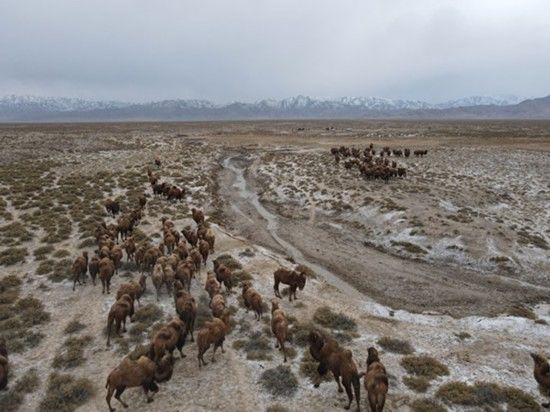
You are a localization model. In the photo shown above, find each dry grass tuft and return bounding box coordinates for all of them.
[259,365,299,397]
[377,336,415,355]
[265,404,289,412]
[508,305,537,320]
[0,368,40,412]
[0,247,27,266]
[410,397,447,412]
[233,331,273,361]
[213,254,242,271]
[0,285,50,353]
[295,264,317,279]
[403,375,431,393]
[436,380,539,411]
[401,356,449,380]
[313,306,357,331]
[64,319,86,334]
[38,373,94,412]
[52,335,93,369]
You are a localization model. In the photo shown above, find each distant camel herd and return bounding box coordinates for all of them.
[330,144,428,182]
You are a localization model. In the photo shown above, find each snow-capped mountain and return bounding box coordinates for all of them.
[436,95,526,109]
[0,95,131,112]
[0,94,547,121]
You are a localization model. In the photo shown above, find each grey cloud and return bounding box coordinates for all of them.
[0,0,548,102]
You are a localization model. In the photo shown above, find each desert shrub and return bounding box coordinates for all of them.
[213,254,242,270]
[377,336,414,355]
[410,397,447,412]
[401,356,449,380]
[391,240,427,254]
[64,320,86,334]
[503,386,540,411]
[129,304,164,343]
[232,331,272,361]
[0,247,27,266]
[265,404,289,412]
[78,238,96,249]
[0,221,33,245]
[313,306,357,331]
[0,368,40,411]
[403,376,430,392]
[259,365,298,397]
[0,274,22,305]
[436,381,478,405]
[239,248,255,258]
[36,259,55,275]
[232,269,253,285]
[38,373,94,412]
[34,245,55,258]
[436,381,538,411]
[295,264,317,279]
[0,292,50,353]
[53,249,71,258]
[47,258,72,282]
[508,305,537,320]
[52,336,93,369]
[454,332,472,340]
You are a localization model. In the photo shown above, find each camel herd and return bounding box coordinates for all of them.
[329,144,428,182]
[1,153,549,412]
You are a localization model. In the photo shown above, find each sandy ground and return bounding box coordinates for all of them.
[0,121,549,412]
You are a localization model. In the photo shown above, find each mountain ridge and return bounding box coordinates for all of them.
[1,94,548,121]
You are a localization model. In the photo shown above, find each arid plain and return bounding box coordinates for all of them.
[0,120,549,411]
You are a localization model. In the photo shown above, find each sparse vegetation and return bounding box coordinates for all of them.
[129,303,164,342]
[213,254,242,271]
[259,365,299,397]
[313,306,357,331]
[0,281,50,352]
[233,331,272,361]
[410,397,447,412]
[508,305,537,320]
[52,335,93,369]
[0,247,27,266]
[436,381,539,411]
[403,375,430,392]
[266,404,289,412]
[401,355,449,380]
[0,368,40,412]
[295,264,316,279]
[64,319,86,334]
[390,240,427,255]
[39,373,94,412]
[377,336,415,354]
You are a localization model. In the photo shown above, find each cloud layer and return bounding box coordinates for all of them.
[1,0,548,102]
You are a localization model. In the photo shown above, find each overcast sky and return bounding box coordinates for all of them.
[1,0,549,103]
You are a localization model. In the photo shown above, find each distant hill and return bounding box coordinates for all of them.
[0,94,548,121]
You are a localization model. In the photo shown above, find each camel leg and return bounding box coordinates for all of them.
[142,384,153,403]
[114,387,128,408]
[106,386,116,412]
[343,383,353,410]
[335,375,344,393]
